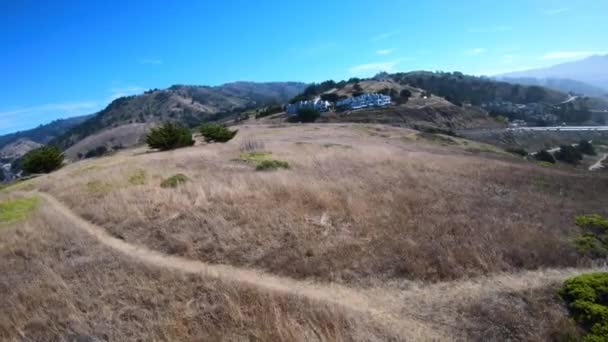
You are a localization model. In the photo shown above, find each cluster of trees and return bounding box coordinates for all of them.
[21,146,64,174]
[391,71,557,106]
[534,140,596,165]
[145,122,195,151]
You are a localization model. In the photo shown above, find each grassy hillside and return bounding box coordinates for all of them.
[51,82,306,150]
[2,123,606,340]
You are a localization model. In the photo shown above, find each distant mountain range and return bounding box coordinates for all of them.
[495,77,607,97]
[498,55,608,94]
[50,81,307,151]
[0,115,92,161]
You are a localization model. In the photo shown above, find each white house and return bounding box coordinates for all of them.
[336,93,391,110]
[286,98,331,115]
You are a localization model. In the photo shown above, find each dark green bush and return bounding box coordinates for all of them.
[296,108,320,123]
[84,146,108,159]
[556,145,583,164]
[21,146,64,174]
[146,122,194,151]
[506,147,528,156]
[256,160,290,171]
[578,140,597,156]
[200,123,238,143]
[560,272,608,341]
[573,215,608,258]
[535,150,556,164]
[160,174,189,188]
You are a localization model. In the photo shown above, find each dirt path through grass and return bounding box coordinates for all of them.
[590,153,607,171]
[32,191,606,340]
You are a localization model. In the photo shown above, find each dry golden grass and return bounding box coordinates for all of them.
[0,203,399,342]
[1,190,602,341]
[32,123,608,286]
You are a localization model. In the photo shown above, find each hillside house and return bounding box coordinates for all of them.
[336,93,392,110]
[286,98,331,114]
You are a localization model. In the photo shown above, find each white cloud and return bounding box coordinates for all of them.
[0,102,98,119]
[138,58,162,65]
[539,50,606,60]
[465,48,487,56]
[542,8,569,15]
[109,86,146,100]
[467,26,512,33]
[349,61,399,75]
[376,49,394,56]
[370,30,400,42]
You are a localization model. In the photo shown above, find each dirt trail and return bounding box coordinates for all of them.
[34,191,606,340]
[590,153,607,171]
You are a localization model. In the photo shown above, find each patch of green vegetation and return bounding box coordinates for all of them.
[85,180,113,194]
[537,161,555,168]
[573,215,608,258]
[238,151,272,164]
[200,123,238,143]
[160,174,189,188]
[322,143,352,149]
[0,179,35,193]
[21,146,64,174]
[128,169,146,185]
[0,197,38,224]
[146,122,195,151]
[256,160,290,171]
[560,272,608,341]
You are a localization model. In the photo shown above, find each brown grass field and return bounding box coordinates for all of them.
[2,123,607,340]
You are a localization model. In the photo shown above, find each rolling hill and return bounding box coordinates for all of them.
[500,54,608,91]
[496,77,608,97]
[0,114,92,160]
[50,82,306,150]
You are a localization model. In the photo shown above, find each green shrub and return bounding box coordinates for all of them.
[535,150,556,164]
[200,123,238,143]
[255,160,290,171]
[573,215,608,258]
[556,145,583,164]
[21,146,64,174]
[145,122,194,151]
[160,174,189,188]
[578,140,597,156]
[238,151,272,164]
[295,108,321,123]
[0,197,38,224]
[560,272,608,341]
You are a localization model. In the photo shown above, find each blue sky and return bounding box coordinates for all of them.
[1,0,607,134]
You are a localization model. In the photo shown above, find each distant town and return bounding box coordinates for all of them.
[286,93,392,114]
